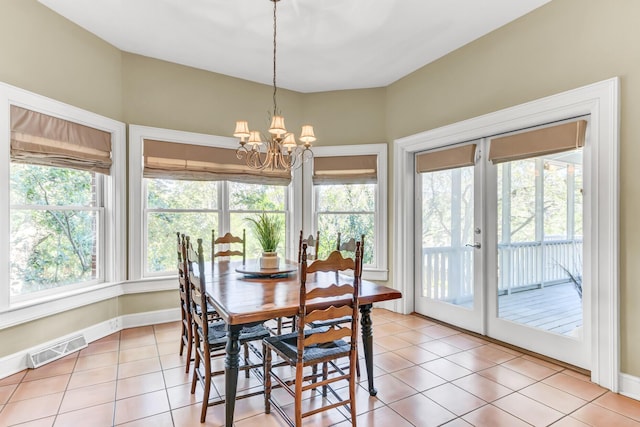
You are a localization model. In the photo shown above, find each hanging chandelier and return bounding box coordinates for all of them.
[233,0,315,172]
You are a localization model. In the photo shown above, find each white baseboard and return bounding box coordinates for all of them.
[374,299,406,314]
[0,308,180,380]
[619,373,640,401]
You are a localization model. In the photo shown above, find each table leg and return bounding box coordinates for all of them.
[225,325,241,427]
[359,304,377,396]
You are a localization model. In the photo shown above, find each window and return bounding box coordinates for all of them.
[145,179,219,275]
[229,181,287,259]
[303,144,388,280]
[10,164,103,298]
[130,126,292,279]
[316,183,375,264]
[0,82,126,313]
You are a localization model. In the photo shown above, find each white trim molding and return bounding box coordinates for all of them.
[620,373,640,401]
[394,77,620,390]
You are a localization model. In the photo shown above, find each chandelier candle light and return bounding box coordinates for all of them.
[234,0,315,172]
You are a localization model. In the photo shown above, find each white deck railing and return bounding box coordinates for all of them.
[421,239,582,301]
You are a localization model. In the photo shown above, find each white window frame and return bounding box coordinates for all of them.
[128,125,299,282]
[0,82,126,327]
[302,143,388,281]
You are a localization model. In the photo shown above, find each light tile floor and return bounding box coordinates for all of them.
[1,309,639,426]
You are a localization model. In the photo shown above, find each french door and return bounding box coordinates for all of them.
[414,142,485,334]
[415,120,589,368]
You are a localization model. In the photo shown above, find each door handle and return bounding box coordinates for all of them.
[465,242,481,249]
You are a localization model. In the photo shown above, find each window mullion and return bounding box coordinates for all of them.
[220,181,230,233]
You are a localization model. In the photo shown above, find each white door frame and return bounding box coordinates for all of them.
[393,77,619,391]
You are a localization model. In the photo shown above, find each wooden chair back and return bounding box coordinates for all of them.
[211,229,246,266]
[336,232,365,254]
[297,230,320,263]
[177,232,194,372]
[187,237,209,344]
[297,242,363,357]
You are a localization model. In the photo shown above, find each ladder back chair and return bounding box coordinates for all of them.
[274,230,322,335]
[263,242,363,427]
[188,237,270,423]
[297,229,320,263]
[310,233,365,377]
[212,229,246,268]
[178,233,223,373]
[177,232,193,373]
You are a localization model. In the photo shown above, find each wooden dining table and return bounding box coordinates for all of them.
[205,260,402,427]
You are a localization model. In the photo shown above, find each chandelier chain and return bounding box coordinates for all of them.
[272,0,278,117]
[233,0,315,173]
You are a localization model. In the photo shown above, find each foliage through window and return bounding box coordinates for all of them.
[10,163,102,297]
[315,183,375,264]
[144,179,287,275]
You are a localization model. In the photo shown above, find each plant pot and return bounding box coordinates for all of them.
[260,252,279,269]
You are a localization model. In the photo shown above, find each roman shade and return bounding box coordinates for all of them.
[10,105,112,175]
[312,154,377,185]
[143,139,291,185]
[488,120,587,164]
[416,144,476,173]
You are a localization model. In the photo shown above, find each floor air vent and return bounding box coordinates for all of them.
[27,335,88,368]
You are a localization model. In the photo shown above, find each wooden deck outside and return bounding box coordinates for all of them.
[498,281,582,336]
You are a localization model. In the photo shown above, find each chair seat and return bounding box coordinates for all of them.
[200,321,271,347]
[264,327,349,363]
[308,315,352,329]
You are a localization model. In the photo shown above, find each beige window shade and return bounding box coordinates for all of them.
[143,139,291,185]
[416,144,476,174]
[10,105,112,175]
[312,154,377,185]
[488,120,587,164]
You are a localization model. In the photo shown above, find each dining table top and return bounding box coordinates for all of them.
[204,259,402,326]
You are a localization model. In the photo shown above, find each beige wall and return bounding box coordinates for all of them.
[386,0,640,377]
[0,0,123,119]
[1,0,639,378]
[0,300,118,355]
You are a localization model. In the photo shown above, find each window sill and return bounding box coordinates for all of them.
[0,282,124,330]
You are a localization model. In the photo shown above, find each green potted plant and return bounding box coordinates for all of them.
[245,212,283,269]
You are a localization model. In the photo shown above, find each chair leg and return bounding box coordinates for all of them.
[200,351,211,423]
[184,323,193,374]
[311,364,318,385]
[276,317,283,335]
[349,365,357,426]
[190,343,200,394]
[295,362,304,427]
[263,344,272,414]
[243,343,250,379]
[322,362,328,397]
[179,326,185,356]
[355,357,361,377]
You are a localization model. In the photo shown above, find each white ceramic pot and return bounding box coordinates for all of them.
[260,252,279,269]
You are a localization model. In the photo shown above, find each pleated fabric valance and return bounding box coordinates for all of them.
[312,154,377,185]
[416,144,476,174]
[143,139,291,185]
[488,120,587,164]
[10,105,112,175]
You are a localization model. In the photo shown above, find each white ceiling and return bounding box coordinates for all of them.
[38,0,551,93]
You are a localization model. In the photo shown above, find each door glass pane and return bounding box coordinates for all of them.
[497,149,583,336]
[420,166,474,307]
